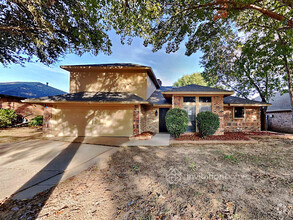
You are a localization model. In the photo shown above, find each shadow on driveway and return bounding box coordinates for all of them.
[0,137,83,219]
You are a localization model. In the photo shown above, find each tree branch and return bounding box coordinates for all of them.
[0,26,37,31]
[183,1,293,28]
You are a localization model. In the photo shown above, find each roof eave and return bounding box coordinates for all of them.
[162,91,234,97]
[22,100,149,105]
[225,103,271,107]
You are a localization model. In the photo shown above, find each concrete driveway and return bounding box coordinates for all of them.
[0,139,117,200]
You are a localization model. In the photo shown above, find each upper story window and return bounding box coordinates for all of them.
[234,107,245,118]
[199,97,211,103]
[183,97,196,102]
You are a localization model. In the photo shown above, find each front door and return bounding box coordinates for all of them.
[183,105,196,132]
[159,108,169,132]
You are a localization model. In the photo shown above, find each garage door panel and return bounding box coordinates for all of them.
[53,106,133,137]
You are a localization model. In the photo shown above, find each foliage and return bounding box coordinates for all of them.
[0,109,17,128]
[165,108,188,138]
[107,0,293,117]
[29,115,43,126]
[196,111,219,137]
[173,72,207,87]
[1,1,292,116]
[200,29,285,102]
[0,0,111,65]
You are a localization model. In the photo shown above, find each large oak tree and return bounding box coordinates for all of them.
[109,0,293,122]
[0,0,111,65]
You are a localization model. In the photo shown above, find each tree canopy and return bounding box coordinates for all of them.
[173,72,207,87]
[108,0,293,120]
[0,0,111,65]
[1,0,292,117]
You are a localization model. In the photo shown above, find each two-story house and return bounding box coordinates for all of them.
[24,63,270,137]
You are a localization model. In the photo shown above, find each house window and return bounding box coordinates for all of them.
[234,107,245,118]
[199,105,212,113]
[183,97,195,102]
[199,97,211,103]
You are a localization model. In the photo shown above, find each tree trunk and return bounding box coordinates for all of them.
[261,106,267,131]
[283,54,293,124]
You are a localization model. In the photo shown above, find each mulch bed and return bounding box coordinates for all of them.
[130,131,155,140]
[244,131,279,136]
[175,131,279,141]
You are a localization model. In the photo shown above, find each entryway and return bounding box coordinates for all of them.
[159,108,169,132]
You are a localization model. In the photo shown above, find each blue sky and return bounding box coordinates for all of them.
[0,32,203,92]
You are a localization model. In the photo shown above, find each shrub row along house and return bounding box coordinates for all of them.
[24,64,270,137]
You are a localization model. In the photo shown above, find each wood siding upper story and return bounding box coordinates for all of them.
[69,69,156,100]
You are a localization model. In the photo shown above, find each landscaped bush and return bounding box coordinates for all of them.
[29,115,43,126]
[0,109,17,128]
[197,111,220,137]
[165,108,188,138]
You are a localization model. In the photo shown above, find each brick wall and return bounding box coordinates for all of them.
[173,96,183,109]
[267,111,293,133]
[133,105,140,135]
[212,96,224,135]
[0,97,44,121]
[223,106,261,132]
[141,105,159,133]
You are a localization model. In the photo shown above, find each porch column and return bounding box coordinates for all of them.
[133,105,140,135]
[212,96,224,135]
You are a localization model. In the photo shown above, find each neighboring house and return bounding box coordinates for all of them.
[0,82,66,122]
[24,64,270,137]
[266,92,293,133]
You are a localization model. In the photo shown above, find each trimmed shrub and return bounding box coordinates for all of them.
[197,111,220,137]
[0,109,17,128]
[165,108,188,138]
[29,115,43,126]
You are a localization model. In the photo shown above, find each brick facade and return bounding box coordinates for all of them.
[223,106,261,132]
[133,105,140,135]
[267,111,293,133]
[0,96,44,121]
[212,96,224,135]
[141,105,159,134]
[173,96,183,108]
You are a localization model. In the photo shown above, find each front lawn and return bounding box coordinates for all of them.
[0,138,292,219]
[0,127,42,143]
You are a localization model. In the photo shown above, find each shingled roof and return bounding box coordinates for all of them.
[266,92,292,112]
[224,96,270,106]
[24,92,148,104]
[147,86,173,105]
[61,63,148,68]
[164,84,233,93]
[148,87,270,106]
[0,82,66,98]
